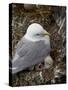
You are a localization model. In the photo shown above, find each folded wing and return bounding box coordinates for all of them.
[11,37,50,74]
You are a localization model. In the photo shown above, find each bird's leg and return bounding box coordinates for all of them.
[44,55,53,69]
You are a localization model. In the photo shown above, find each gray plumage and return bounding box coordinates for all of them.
[10,23,51,74]
[12,37,50,74]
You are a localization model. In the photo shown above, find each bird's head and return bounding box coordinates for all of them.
[24,23,50,41]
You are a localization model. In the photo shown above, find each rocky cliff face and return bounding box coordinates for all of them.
[9,4,66,86]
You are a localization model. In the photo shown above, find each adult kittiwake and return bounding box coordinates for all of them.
[10,23,53,74]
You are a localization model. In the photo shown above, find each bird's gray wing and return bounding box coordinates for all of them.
[15,37,26,53]
[12,38,50,74]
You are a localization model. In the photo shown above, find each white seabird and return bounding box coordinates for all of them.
[10,23,53,74]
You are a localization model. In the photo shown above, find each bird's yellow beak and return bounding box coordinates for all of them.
[43,31,50,36]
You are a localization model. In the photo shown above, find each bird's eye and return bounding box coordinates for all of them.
[36,33,40,35]
[36,33,43,37]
